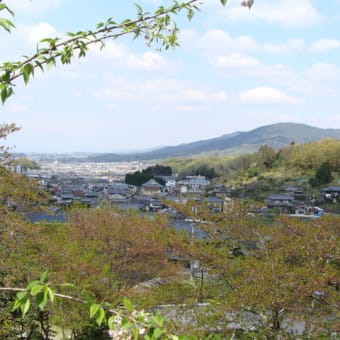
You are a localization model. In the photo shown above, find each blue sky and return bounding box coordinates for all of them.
[1,0,340,153]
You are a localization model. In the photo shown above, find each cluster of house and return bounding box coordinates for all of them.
[261,186,340,217]
[27,170,340,219]
[35,174,232,214]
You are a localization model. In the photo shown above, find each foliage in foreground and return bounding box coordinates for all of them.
[1,198,339,338]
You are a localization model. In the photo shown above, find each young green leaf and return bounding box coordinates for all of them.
[107,315,115,330]
[35,291,48,310]
[0,18,15,33]
[0,3,14,16]
[0,86,8,104]
[30,284,42,296]
[220,0,228,6]
[12,299,22,312]
[123,298,133,312]
[47,287,55,303]
[40,271,48,283]
[26,280,41,290]
[90,303,100,319]
[16,291,27,300]
[152,315,164,328]
[96,307,106,326]
[59,282,76,289]
[152,328,164,339]
[22,63,34,85]
[187,8,194,21]
[133,327,139,340]
[22,298,31,316]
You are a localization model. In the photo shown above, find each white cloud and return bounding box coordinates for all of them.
[263,39,304,55]
[93,76,228,113]
[246,111,299,122]
[180,89,228,102]
[89,41,178,72]
[6,0,62,16]
[306,62,340,82]
[0,22,57,60]
[325,114,340,123]
[176,105,199,112]
[5,103,28,113]
[310,39,340,52]
[213,53,260,68]
[198,29,258,53]
[239,87,301,104]
[25,22,57,44]
[203,0,322,28]
[182,29,305,62]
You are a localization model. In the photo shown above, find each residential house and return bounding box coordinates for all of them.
[284,186,305,200]
[149,199,164,211]
[206,196,224,213]
[207,184,231,199]
[162,176,177,193]
[177,176,210,194]
[141,179,163,196]
[320,186,340,201]
[265,194,297,213]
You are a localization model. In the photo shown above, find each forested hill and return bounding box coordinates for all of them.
[88,123,340,162]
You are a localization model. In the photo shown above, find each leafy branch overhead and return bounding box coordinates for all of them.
[0,0,255,104]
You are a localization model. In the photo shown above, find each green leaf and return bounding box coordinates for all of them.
[152,328,164,339]
[17,291,27,301]
[30,284,42,296]
[26,280,41,290]
[22,298,31,316]
[22,63,34,85]
[40,271,48,283]
[47,287,55,303]
[12,299,21,312]
[35,291,48,310]
[152,315,164,327]
[96,307,105,326]
[123,298,133,312]
[133,327,139,340]
[82,290,96,305]
[0,86,8,104]
[59,282,76,289]
[121,321,132,331]
[34,60,44,72]
[220,0,228,6]
[90,303,100,319]
[33,291,42,305]
[0,4,14,17]
[0,18,15,33]
[135,3,143,14]
[187,8,194,21]
[107,315,115,330]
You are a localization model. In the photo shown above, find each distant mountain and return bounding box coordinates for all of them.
[88,123,340,162]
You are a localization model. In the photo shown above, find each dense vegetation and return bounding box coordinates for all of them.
[165,138,340,187]
[0,124,339,338]
[125,164,172,186]
[0,196,339,338]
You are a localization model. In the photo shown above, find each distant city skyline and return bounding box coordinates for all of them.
[2,0,340,153]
